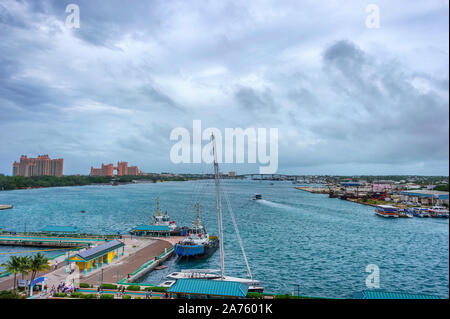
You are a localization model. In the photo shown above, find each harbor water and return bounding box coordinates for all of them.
[0,180,448,298]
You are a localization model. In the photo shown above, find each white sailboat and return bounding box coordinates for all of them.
[166,134,264,293]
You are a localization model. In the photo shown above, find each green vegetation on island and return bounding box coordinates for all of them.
[0,174,208,191]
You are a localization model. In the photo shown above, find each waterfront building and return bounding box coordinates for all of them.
[90,161,140,176]
[12,155,63,177]
[116,161,128,176]
[372,182,393,192]
[167,279,249,299]
[66,239,124,274]
[127,166,139,175]
[399,190,449,206]
[90,163,114,177]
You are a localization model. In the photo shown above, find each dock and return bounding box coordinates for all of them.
[0,234,183,292]
[0,234,111,248]
[0,205,13,210]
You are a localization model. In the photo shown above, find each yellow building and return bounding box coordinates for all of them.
[66,239,125,274]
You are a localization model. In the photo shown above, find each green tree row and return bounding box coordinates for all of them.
[0,174,207,191]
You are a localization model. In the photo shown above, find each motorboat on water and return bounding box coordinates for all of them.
[252,193,262,200]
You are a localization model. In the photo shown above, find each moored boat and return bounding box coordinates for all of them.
[407,207,430,218]
[375,205,399,218]
[174,202,218,259]
[152,197,177,231]
[398,209,413,218]
[428,206,449,218]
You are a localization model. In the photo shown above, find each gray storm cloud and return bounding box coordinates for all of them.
[0,0,448,175]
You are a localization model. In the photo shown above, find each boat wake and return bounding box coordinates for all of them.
[257,199,294,210]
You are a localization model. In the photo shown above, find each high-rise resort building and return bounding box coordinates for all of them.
[90,161,140,177]
[12,155,63,177]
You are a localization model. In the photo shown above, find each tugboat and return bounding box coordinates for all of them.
[152,197,177,231]
[252,193,262,200]
[174,202,218,259]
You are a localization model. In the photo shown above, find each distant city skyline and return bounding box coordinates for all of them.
[0,0,448,176]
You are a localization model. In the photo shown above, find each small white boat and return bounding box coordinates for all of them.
[252,193,262,200]
[159,280,176,288]
[167,269,222,280]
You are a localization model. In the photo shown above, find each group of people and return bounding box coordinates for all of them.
[114,285,126,298]
[50,281,78,296]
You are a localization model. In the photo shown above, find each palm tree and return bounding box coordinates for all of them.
[18,256,32,280]
[29,253,50,283]
[1,256,21,291]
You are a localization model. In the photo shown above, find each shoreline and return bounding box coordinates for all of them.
[0,178,207,192]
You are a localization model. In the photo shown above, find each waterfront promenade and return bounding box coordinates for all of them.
[0,235,182,294]
[82,237,174,285]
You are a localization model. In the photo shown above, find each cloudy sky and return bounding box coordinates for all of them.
[0,0,448,176]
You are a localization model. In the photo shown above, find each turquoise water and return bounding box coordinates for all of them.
[0,180,448,298]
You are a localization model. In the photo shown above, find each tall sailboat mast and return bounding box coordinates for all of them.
[212,134,225,279]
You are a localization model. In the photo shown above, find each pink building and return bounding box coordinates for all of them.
[12,155,63,177]
[90,161,139,176]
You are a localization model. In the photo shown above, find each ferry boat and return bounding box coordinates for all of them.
[174,203,218,259]
[374,205,399,218]
[407,207,430,218]
[428,206,449,218]
[252,193,262,200]
[152,197,177,231]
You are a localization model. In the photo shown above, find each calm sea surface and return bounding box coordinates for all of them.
[0,180,448,298]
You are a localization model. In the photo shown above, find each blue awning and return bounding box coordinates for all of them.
[167,279,249,298]
[41,226,79,233]
[353,290,441,299]
[131,225,171,232]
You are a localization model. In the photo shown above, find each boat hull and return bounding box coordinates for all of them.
[375,210,398,218]
[174,238,219,259]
